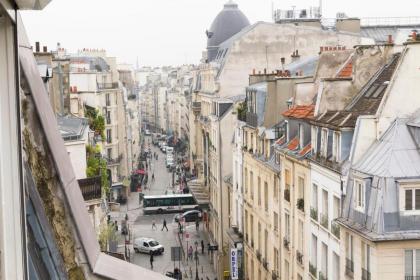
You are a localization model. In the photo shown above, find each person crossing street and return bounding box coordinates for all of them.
[161,218,168,231]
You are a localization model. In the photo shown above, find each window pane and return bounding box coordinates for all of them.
[416,190,420,210]
[405,250,413,276]
[406,190,413,210]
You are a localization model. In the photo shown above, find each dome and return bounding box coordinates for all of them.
[206,0,250,61]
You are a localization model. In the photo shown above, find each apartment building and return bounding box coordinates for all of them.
[336,38,420,280]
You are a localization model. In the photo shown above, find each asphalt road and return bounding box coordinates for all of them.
[128,136,183,274]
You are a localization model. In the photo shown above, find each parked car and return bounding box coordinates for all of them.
[165,146,174,154]
[145,129,151,136]
[133,237,164,255]
[174,209,202,223]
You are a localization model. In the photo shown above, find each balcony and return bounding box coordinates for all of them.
[78,176,102,201]
[262,258,269,270]
[345,258,354,278]
[284,188,290,202]
[283,237,290,250]
[331,221,340,239]
[272,270,279,280]
[319,271,328,280]
[192,102,201,115]
[362,268,371,280]
[297,198,304,212]
[246,111,258,127]
[320,213,329,229]
[98,82,119,90]
[106,154,123,165]
[310,207,318,221]
[405,277,420,280]
[309,262,317,278]
[296,250,303,266]
[256,250,262,261]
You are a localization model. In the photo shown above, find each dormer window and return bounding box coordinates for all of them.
[333,131,341,162]
[400,184,420,214]
[354,179,365,212]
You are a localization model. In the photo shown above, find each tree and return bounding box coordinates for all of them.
[85,106,105,139]
[236,101,247,121]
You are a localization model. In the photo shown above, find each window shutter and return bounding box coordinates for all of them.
[405,250,413,276]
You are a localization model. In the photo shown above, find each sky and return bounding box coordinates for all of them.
[21,0,418,67]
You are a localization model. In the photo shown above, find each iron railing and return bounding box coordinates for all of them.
[98,82,119,90]
[296,250,303,265]
[331,221,340,239]
[297,198,304,211]
[345,258,354,278]
[362,268,371,280]
[310,207,318,221]
[284,189,290,202]
[283,237,290,250]
[309,262,317,278]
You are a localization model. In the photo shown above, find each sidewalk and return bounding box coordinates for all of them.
[176,223,216,280]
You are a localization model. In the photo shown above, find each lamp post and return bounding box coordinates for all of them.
[195,249,199,280]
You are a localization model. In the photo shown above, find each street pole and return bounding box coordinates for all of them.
[195,249,199,280]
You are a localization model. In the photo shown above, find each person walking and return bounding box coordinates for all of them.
[161,219,168,231]
[194,250,199,265]
[152,173,155,182]
[195,219,199,231]
[149,251,154,269]
[201,240,205,254]
[188,246,193,261]
[152,219,157,230]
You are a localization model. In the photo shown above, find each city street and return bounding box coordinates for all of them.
[111,136,216,279]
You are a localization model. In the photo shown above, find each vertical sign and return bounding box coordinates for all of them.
[231,248,238,280]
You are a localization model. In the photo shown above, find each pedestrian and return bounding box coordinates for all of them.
[188,246,193,260]
[201,240,205,254]
[150,251,154,269]
[161,219,168,231]
[114,221,118,232]
[194,250,199,265]
[152,219,157,230]
[195,219,199,231]
[152,173,155,182]
[207,243,210,255]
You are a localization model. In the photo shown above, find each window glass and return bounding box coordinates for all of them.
[406,190,413,210]
[405,250,413,276]
[415,190,420,210]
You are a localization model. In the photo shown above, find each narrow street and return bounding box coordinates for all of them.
[111,136,216,279]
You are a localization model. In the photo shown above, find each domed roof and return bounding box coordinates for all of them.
[206,0,250,61]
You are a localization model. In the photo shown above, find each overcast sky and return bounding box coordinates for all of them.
[21,0,417,67]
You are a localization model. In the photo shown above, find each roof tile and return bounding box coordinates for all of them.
[282,105,315,120]
[286,137,299,151]
[337,61,353,78]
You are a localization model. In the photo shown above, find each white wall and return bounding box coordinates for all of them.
[70,72,97,92]
[65,140,87,180]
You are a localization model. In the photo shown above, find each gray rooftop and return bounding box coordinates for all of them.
[57,115,89,141]
[353,118,420,178]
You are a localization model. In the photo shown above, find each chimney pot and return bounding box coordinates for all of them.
[320,46,324,52]
[411,32,417,41]
[252,69,256,75]
[35,42,40,52]
[264,68,267,74]
[281,57,285,64]
[295,49,299,56]
[388,34,394,44]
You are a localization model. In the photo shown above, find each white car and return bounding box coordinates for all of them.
[133,237,164,255]
[165,146,174,154]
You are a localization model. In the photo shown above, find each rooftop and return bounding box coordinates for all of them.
[282,105,315,120]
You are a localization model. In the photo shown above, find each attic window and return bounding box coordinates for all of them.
[402,186,420,213]
[354,179,365,212]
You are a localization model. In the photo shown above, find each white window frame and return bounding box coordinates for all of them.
[299,123,304,149]
[333,131,341,162]
[400,183,420,215]
[354,179,365,212]
[405,249,420,277]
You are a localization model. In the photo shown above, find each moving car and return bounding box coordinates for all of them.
[145,129,151,136]
[133,237,164,255]
[166,158,174,168]
[165,146,174,154]
[174,209,202,223]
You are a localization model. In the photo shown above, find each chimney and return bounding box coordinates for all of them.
[252,69,256,75]
[264,68,267,74]
[285,70,291,77]
[35,42,40,52]
[43,46,47,52]
[387,35,394,44]
[412,32,417,41]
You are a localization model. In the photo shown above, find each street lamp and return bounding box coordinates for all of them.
[195,248,199,280]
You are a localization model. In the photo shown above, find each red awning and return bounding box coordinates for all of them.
[134,169,146,175]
